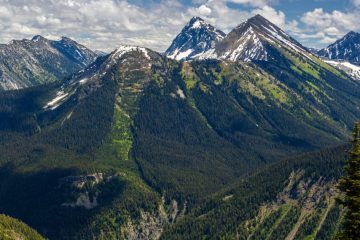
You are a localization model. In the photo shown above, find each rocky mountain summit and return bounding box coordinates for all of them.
[165,16,225,61]
[167,15,310,62]
[318,31,360,65]
[0,35,97,90]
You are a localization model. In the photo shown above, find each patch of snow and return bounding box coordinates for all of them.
[75,49,83,58]
[196,48,218,60]
[61,111,73,126]
[342,61,360,71]
[113,45,151,61]
[257,24,314,62]
[174,49,193,61]
[220,26,268,61]
[167,48,195,61]
[166,18,225,61]
[167,48,180,59]
[222,195,234,201]
[229,27,256,61]
[102,45,152,72]
[142,48,150,59]
[324,60,360,80]
[261,25,302,53]
[44,91,70,110]
[32,37,40,42]
[191,20,202,29]
[79,78,89,85]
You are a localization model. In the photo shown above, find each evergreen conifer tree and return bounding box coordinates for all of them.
[338,122,360,239]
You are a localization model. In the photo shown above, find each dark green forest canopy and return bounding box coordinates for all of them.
[0,46,359,239]
[161,145,348,239]
[337,123,360,239]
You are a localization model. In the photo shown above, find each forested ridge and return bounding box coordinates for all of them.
[0,44,358,239]
[0,214,45,240]
[161,145,348,239]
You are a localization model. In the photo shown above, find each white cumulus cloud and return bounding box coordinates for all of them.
[299,7,360,48]
[352,0,360,7]
[0,0,355,52]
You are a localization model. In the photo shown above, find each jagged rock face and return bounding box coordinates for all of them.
[159,144,347,239]
[1,18,359,238]
[211,20,269,61]
[51,37,97,67]
[307,47,319,54]
[122,199,186,240]
[243,171,342,240]
[318,31,360,65]
[168,14,310,62]
[0,35,97,90]
[165,17,225,61]
[211,14,308,61]
[42,45,156,114]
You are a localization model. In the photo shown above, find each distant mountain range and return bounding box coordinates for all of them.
[0,35,97,90]
[166,15,360,67]
[0,14,360,240]
[318,31,360,65]
[165,16,225,61]
[166,15,360,81]
[1,17,360,92]
[315,31,360,80]
[166,15,310,62]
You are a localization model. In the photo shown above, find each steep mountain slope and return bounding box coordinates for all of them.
[0,15,359,239]
[165,17,225,61]
[209,14,308,61]
[0,214,45,240]
[307,47,319,54]
[0,35,97,90]
[0,41,359,239]
[51,36,97,67]
[0,46,165,239]
[324,60,360,80]
[162,145,347,239]
[318,31,360,65]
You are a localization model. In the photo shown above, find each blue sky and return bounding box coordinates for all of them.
[0,0,358,51]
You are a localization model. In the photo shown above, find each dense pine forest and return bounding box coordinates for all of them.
[0,13,360,239]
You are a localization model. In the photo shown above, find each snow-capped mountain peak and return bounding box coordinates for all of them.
[167,14,310,63]
[207,14,309,62]
[165,16,225,61]
[247,14,304,53]
[111,45,151,62]
[187,16,205,29]
[31,35,47,43]
[213,23,268,62]
[318,31,360,65]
